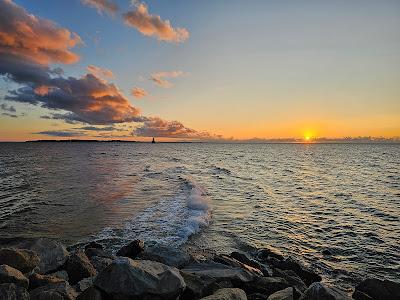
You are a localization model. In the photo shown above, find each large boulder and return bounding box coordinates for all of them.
[76,286,104,300]
[200,288,247,300]
[0,283,29,300]
[230,252,271,276]
[257,248,284,261]
[137,243,192,268]
[269,258,321,286]
[273,269,307,293]
[116,240,144,259]
[30,281,78,300]
[1,238,69,274]
[29,273,65,290]
[181,261,255,287]
[0,248,40,273]
[243,277,291,297]
[0,265,29,289]
[89,256,113,274]
[300,282,349,300]
[268,287,294,300]
[353,278,400,300]
[64,251,97,285]
[94,257,186,300]
[75,277,95,293]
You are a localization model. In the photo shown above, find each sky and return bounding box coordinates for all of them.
[0,0,399,141]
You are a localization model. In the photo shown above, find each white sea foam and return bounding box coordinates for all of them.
[96,176,211,247]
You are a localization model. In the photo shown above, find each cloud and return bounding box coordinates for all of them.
[76,126,116,131]
[150,71,187,88]
[81,0,118,16]
[2,112,18,118]
[87,65,115,79]
[0,103,16,113]
[133,117,221,139]
[131,87,148,98]
[123,1,189,43]
[34,130,86,137]
[0,0,82,65]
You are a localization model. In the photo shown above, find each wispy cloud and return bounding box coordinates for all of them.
[81,0,118,16]
[150,71,187,88]
[123,1,189,43]
[2,112,18,118]
[130,87,148,98]
[0,103,16,113]
[34,130,86,137]
[87,65,115,79]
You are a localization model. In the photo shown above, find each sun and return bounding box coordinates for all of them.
[305,136,311,141]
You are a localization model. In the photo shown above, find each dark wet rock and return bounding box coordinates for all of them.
[352,290,373,300]
[214,254,263,277]
[322,249,332,256]
[0,265,29,289]
[116,239,144,259]
[269,258,321,286]
[182,261,255,287]
[231,252,267,272]
[353,278,400,300]
[28,272,64,289]
[76,286,104,300]
[84,242,103,251]
[31,290,64,300]
[49,270,69,281]
[0,283,29,300]
[248,293,268,300]
[299,282,349,300]
[5,238,69,274]
[200,288,247,300]
[75,277,94,293]
[180,271,217,299]
[84,248,112,259]
[273,268,307,293]
[64,251,97,285]
[267,287,294,300]
[30,281,78,300]
[257,248,284,261]
[242,277,291,297]
[0,248,40,273]
[88,256,113,274]
[137,243,192,268]
[94,257,186,300]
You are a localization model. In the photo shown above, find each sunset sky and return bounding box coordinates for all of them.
[0,0,399,141]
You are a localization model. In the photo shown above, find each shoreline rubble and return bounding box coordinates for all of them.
[0,237,399,300]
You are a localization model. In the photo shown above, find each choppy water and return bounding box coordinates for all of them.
[0,142,399,290]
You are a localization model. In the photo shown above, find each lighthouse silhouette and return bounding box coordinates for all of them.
[152,137,155,143]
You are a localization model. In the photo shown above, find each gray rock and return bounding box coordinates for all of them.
[76,286,104,300]
[137,243,192,268]
[353,278,400,300]
[64,251,97,285]
[116,239,144,259]
[84,248,112,259]
[88,256,113,274]
[180,271,218,300]
[267,287,294,300]
[269,258,321,286]
[200,288,247,300]
[75,277,94,293]
[84,242,103,251]
[0,283,29,300]
[31,290,64,300]
[29,272,65,290]
[243,277,291,297]
[0,265,29,289]
[30,281,78,300]
[214,254,264,277]
[181,261,255,287]
[0,248,40,273]
[257,248,284,261]
[248,293,268,300]
[352,290,373,300]
[273,269,307,293]
[300,282,349,300]
[94,257,186,300]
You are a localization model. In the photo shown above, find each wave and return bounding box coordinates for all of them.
[95,176,211,247]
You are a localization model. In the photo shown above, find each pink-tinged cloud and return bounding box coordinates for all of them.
[87,65,115,79]
[150,71,187,88]
[131,87,148,98]
[133,117,221,139]
[0,0,82,65]
[34,85,51,96]
[123,1,189,43]
[81,0,118,16]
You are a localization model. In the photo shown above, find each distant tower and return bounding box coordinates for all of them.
[152,137,155,143]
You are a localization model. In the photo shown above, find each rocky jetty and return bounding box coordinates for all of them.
[0,238,398,300]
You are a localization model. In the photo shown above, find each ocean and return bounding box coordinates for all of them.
[0,142,399,291]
